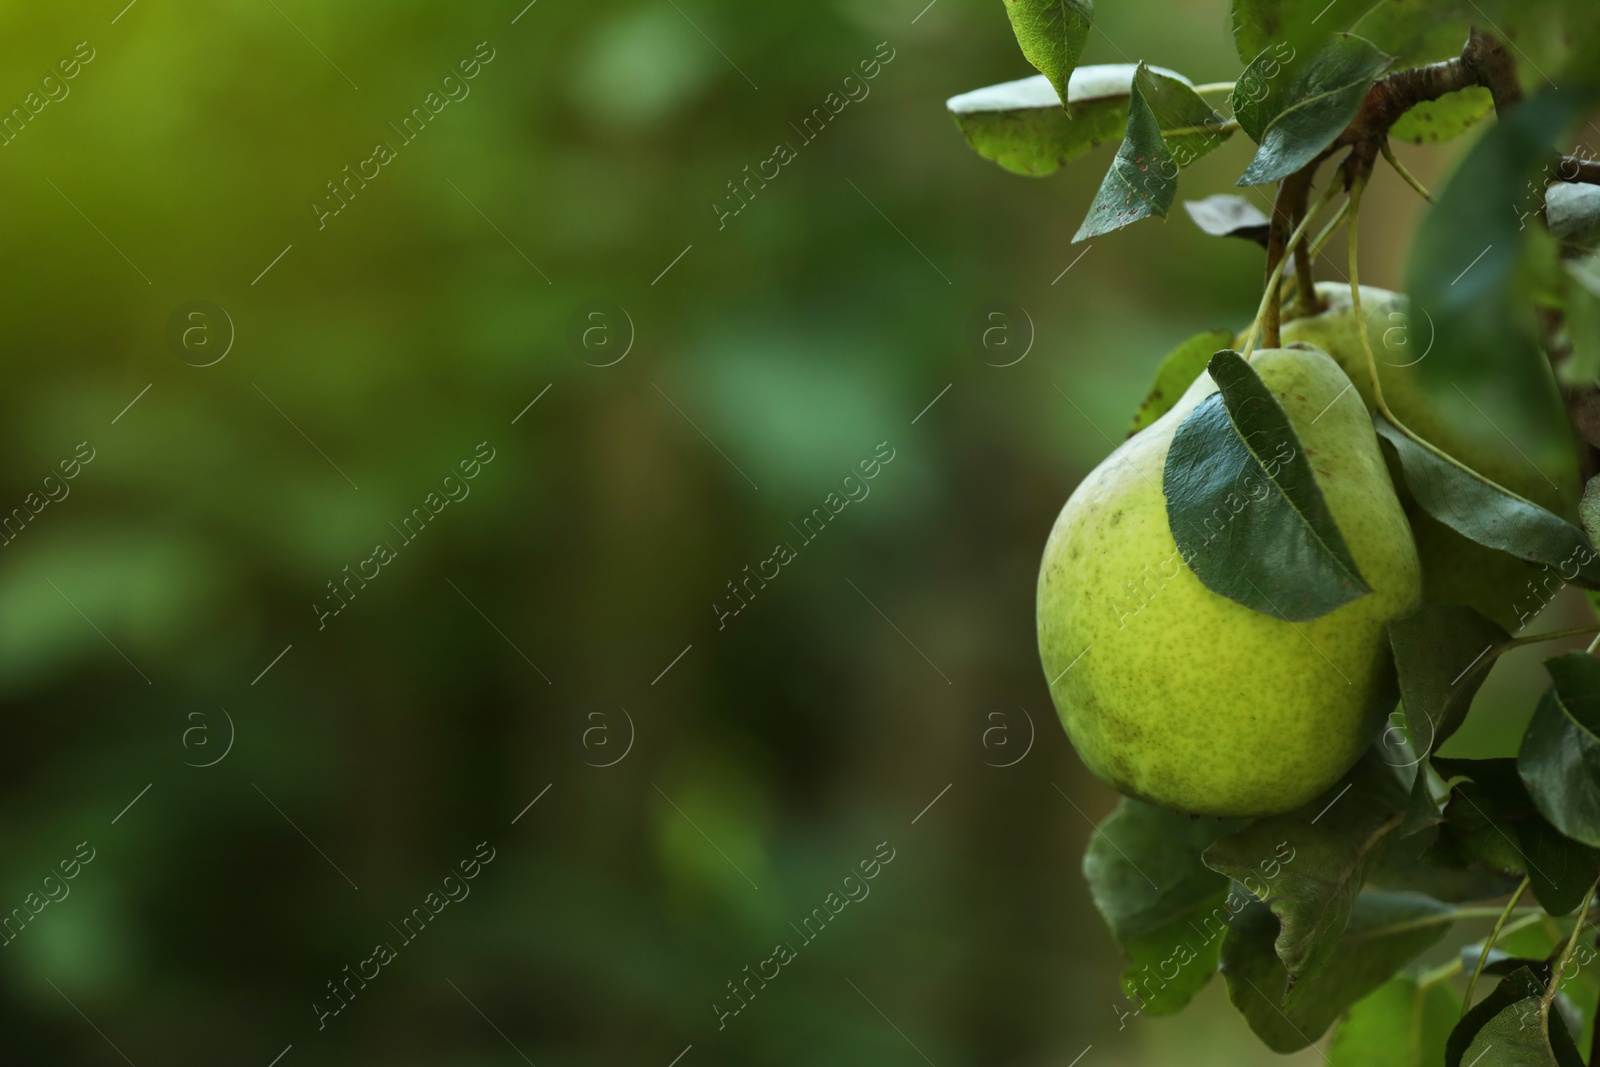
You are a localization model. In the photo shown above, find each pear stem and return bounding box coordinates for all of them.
[1240,181,1343,359]
[1381,141,1434,201]
[1541,880,1599,1018]
[1461,876,1531,1017]
[1499,623,1600,650]
[1306,199,1351,259]
[1264,166,1320,345]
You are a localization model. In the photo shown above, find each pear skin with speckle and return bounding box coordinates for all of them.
[1275,282,1578,631]
[1037,346,1421,816]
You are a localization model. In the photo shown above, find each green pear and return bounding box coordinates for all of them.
[1275,282,1579,631]
[1037,347,1421,817]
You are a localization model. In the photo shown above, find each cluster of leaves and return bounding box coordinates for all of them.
[953,0,1600,1061]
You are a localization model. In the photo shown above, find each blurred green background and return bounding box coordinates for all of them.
[0,0,1570,1064]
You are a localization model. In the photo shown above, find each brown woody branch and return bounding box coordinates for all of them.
[1264,29,1524,331]
[1263,166,1319,347]
[1555,156,1600,185]
[1339,27,1521,147]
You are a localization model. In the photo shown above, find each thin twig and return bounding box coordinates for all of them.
[1462,877,1531,1017]
[1381,141,1433,201]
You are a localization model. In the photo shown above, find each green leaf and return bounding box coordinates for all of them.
[1374,764,1523,902]
[1183,195,1270,244]
[1374,416,1600,589]
[1328,974,1460,1067]
[1128,329,1235,435]
[1400,761,1449,838]
[1389,604,1511,758]
[1371,833,1525,904]
[1234,35,1394,187]
[1390,85,1495,145]
[1133,65,1232,166]
[1002,0,1092,111]
[1519,652,1600,849]
[1230,0,1325,63]
[1164,350,1370,621]
[1458,916,1600,1052]
[946,65,1203,178]
[1459,922,1561,979]
[1548,183,1600,254]
[1444,966,1546,1067]
[1447,966,1585,1067]
[1205,753,1406,981]
[946,69,1133,178]
[1082,798,1243,1014]
[1428,758,1600,916]
[1230,0,1475,69]
[1072,68,1176,241]
[1407,91,1597,455]
[1222,891,1454,1053]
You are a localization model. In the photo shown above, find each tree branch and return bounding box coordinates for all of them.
[1555,156,1600,185]
[1264,167,1318,346]
[1338,27,1522,150]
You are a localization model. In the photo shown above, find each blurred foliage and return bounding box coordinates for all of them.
[0,0,1480,1063]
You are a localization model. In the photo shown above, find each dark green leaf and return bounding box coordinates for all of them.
[1082,798,1243,1014]
[1448,966,1585,1067]
[1374,416,1600,589]
[1400,761,1448,838]
[1182,195,1270,244]
[1328,974,1460,1067]
[1134,65,1231,166]
[946,65,1212,178]
[1548,183,1600,254]
[1072,68,1176,241]
[1164,350,1370,621]
[1373,764,1522,902]
[1204,754,1406,980]
[1230,41,1297,143]
[1230,0,1323,63]
[1389,604,1511,758]
[1128,329,1235,435]
[1234,35,1393,187]
[1230,0,1475,68]
[1390,86,1495,145]
[1429,758,1600,916]
[1519,652,1600,849]
[1222,891,1454,1053]
[1458,919,1600,1053]
[1371,830,1524,904]
[1002,0,1092,111]
[1408,91,1596,453]
[1444,966,1558,1067]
